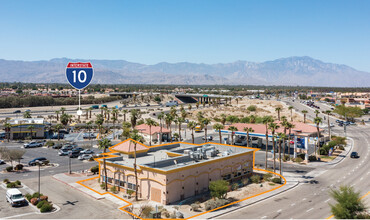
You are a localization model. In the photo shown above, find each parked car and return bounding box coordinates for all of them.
[0,159,5,165]
[72,147,84,153]
[51,133,64,139]
[83,133,96,139]
[25,109,31,112]
[6,189,28,207]
[52,143,63,149]
[13,110,21,113]
[61,145,74,151]
[202,136,213,141]
[350,152,359,158]
[59,129,69,134]
[80,149,94,155]
[23,141,43,148]
[28,157,47,166]
[78,154,93,160]
[58,149,69,156]
[69,151,80,158]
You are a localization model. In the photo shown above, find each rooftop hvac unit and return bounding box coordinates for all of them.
[184,149,191,155]
[222,151,230,157]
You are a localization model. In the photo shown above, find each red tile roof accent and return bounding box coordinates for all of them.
[135,124,170,135]
[112,139,149,153]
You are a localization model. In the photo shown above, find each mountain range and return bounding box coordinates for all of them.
[0,56,369,87]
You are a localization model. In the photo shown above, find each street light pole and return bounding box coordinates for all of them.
[36,160,41,201]
[69,156,72,174]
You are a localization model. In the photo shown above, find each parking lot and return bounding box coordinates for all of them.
[0,185,36,218]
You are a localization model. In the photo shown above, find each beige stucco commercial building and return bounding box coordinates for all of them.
[97,140,257,205]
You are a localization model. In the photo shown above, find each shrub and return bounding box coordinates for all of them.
[15,180,21,186]
[110,186,117,193]
[162,210,170,218]
[25,193,32,201]
[263,173,273,181]
[242,178,249,186]
[6,166,13,172]
[43,160,50,166]
[209,180,229,199]
[45,141,55,147]
[309,155,317,162]
[140,205,153,218]
[40,202,53,213]
[40,195,48,201]
[14,164,24,171]
[30,198,38,205]
[7,182,16,188]
[127,189,134,195]
[90,165,99,174]
[297,153,305,160]
[251,175,261,184]
[215,198,229,207]
[3,178,9,183]
[205,200,217,211]
[37,200,46,208]
[272,177,282,184]
[295,157,303,163]
[247,105,257,111]
[339,145,345,150]
[191,203,201,211]
[32,192,43,198]
[100,183,106,189]
[283,155,290,161]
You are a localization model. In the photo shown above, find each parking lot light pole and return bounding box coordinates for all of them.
[69,156,72,174]
[36,160,41,201]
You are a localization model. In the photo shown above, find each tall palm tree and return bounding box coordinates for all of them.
[27,125,35,140]
[177,117,185,141]
[220,114,227,126]
[112,108,119,119]
[302,110,308,123]
[157,112,165,144]
[95,114,104,138]
[165,113,174,142]
[88,107,93,119]
[145,118,158,146]
[325,110,332,139]
[268,122,280,174]
[86,121,93,141]
[112,116,118,139]
[262,116,274,169]
[288,106,294,121]
[55,110,60,121]
[129,130,144,201]
[60,113,70,127]
[98,138,111,191]
[286,122,295,160]
[130,109,141,129]
[277,132,287,179]
[202,118,211,143]
[4,122,11,142]
[122,110,128,122]
[243,127,254,148]
[275,107,282,121]
[85,108,89,120]
[280,120,288,158]
[54,124,63,141]
[187,121,197,144]
[314,117,322,158]
[228,126,238,145]
[213,123,224,144]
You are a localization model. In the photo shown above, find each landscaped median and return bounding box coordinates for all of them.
[75,167,286,219]
[25,192,55,213]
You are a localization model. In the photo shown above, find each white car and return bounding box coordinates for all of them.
[80,149,94,155]
[78,154,93,160]
[23,141,42,148]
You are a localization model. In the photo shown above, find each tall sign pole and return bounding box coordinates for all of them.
[65,62,94,115]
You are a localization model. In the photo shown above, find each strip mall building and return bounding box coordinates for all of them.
[97,140,257,204]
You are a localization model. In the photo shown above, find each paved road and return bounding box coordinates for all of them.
[217,107,370,219]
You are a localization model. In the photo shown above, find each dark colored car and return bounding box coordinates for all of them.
[350,152,359,158]
[28,157,47,166]
[73,147,84,153]
[69,151,80,158]
[13,110,21,113]
[61,145,74,151]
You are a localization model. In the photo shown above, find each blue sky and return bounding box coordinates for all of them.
[1,0,370,71]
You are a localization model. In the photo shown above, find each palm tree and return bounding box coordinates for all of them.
[314,117,322,158]
[165,113,174,142]
[60,107,66,114]
[130,109,141,129]
[60,113,70,127]
[275,107,282,121]
[187,121,197,144]
[277,132,287,179]
[243,127,254,148]
[157,112,165,144]
[262,116,274,169]
[325,110,332,139]
[177,117,185,141]
[112,116,118,139]
[54,124,63,141]
[302,110,308,123]
[268,122,280,174]
[98,138,111,191]
[202,118,211,143]
[213,123,224,144]
[130,130,144,201]
[23,111,31,118]
[196,102,200,109]
[85,108,89,120]
[188,104,192,111]
[88,107,93,119]
[55,110,60,121]
[4,122,11,142]
[122,110,128,122]
[220,114,227,125]
[286,122,295,160]
[228,126,238,145]
[314,110,320,118]
[288,106,294,121]
[86,121,93,141]
[27,125,35,140]
[281,120,288,158]
[95,114,104,138]
[145,118,158,146]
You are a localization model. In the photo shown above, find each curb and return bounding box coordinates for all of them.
[205,180,300,219]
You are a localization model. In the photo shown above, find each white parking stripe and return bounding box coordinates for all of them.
[306,208,314,212]
[325,199,331,203]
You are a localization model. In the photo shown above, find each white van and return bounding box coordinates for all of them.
[6,189,27,207]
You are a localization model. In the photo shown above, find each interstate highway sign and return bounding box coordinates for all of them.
[66,62,93,90]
